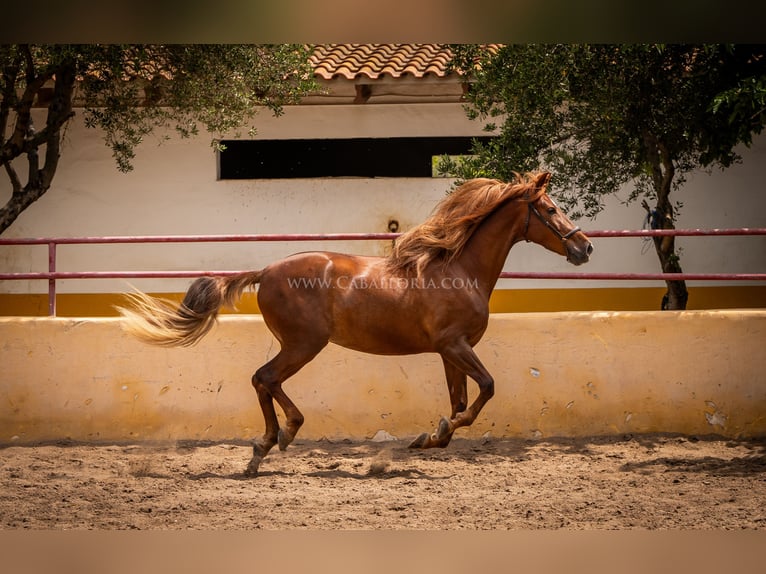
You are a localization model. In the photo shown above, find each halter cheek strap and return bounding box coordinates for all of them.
[524,202,581,243]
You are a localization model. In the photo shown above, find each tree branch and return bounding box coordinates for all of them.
[4,160,21,195]
[0,49,22,148]
[26,121,39,189]
[40,59,76,187]
[0,57,53,164]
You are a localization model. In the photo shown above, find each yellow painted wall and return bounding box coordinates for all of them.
[1,285,765,317]
[1,311,764,444]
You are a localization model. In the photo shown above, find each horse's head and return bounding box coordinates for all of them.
[522,172,593,265]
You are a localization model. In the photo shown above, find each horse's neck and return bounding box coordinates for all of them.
[454,198,526,294]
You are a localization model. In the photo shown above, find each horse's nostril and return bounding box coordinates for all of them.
[586,242,594,256]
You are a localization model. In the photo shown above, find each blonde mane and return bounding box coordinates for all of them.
[386,172,546,276]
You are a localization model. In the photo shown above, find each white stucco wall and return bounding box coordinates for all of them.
[1,102,765,295]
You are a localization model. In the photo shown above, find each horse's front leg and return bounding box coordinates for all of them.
[444,357,468,418]
[409,342,493,449]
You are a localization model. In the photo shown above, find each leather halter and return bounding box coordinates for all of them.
[523,200,581,243]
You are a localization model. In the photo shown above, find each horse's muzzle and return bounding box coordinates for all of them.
[566,238,593,266]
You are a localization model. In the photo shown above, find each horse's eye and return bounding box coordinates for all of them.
[547,206,557,215]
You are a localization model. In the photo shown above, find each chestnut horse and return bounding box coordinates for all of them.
[119,172,592,475]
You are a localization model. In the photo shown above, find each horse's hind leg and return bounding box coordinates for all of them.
[245,343,325,476]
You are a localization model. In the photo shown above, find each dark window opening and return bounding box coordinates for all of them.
[218,137,493,179]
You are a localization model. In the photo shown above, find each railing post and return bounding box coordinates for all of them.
[48,241,56,316]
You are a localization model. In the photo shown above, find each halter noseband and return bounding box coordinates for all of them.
[523,200,581,243]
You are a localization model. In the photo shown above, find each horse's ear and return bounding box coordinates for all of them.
[535,171,551,190]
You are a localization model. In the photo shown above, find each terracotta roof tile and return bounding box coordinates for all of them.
[310,44,499,81]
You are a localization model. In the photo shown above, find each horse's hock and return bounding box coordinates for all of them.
[1,311,765,443]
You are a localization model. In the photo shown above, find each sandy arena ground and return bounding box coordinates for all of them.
[1,434,765,530]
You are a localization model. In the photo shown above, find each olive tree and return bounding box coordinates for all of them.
[0,44,317,233]
[445,44,766,309]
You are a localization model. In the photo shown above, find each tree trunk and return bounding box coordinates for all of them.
[641,131,689,310]
[642,198,689,310]
[655,233,689,311]
[0,51,75,235]
[0,179,49,233]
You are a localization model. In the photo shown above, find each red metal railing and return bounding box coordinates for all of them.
[1,228,765,316]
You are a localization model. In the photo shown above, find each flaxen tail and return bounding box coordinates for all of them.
[117,271,262,347]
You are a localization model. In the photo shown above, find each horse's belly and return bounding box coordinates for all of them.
[329,322,431,356]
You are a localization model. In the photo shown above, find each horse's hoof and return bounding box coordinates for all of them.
[244,456,261,477]
[408,432,429,449]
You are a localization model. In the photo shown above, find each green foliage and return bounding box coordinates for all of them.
[446,44,766,220]
[0,44,317,233]
[75,44,318,172]
[445,44,766,308]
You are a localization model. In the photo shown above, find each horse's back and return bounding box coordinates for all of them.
[259,251,378,289]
